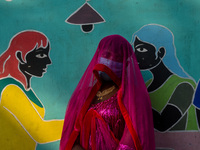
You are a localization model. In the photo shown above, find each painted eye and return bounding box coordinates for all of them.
[136,47,148,52]
[36,53,47,58]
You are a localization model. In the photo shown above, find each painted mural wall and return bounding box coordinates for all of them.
[0,0,200,150]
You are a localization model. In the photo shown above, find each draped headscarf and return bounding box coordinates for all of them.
[60,35,155,150]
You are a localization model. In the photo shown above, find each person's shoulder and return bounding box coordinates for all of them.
[0,77,24,90]
[171,75,196,88]
[0,83,26,108]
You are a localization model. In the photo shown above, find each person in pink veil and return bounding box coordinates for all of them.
[60,35,155,150]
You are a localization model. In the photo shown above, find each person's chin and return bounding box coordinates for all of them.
[34,72,45,77]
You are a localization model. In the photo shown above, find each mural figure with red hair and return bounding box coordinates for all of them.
[0,30,63,150]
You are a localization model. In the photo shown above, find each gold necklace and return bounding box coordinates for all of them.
[96,85,115,100]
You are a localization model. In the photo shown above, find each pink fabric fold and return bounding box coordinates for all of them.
[60,35,155,150]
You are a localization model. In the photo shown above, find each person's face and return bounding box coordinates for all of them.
[100,50,123,63]
[24,45,51,77]
[133,36,160,70]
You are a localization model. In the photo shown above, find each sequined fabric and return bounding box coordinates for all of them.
[118,144,134,150]
[88,92,125,149]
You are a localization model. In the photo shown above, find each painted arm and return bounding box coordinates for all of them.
[1,84,64,143]
[153,83,194,132]
[153,104,182,132]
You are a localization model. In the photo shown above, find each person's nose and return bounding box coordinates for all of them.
[46,57,52,65]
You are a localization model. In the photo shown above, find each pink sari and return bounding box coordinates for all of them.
[60,35,155,150]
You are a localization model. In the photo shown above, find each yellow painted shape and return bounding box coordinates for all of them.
[0,84,64,149]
